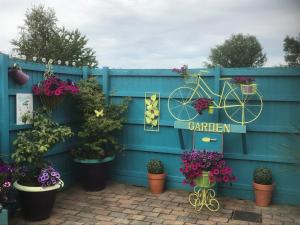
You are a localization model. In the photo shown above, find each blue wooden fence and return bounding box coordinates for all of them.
[0,53,299,205]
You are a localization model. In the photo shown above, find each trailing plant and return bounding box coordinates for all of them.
[70,77,130,159]
[172,65,189,78]
[0,160,16,205]
[12,108,73,186]
[147,159,164,174]
[253,167,273,185]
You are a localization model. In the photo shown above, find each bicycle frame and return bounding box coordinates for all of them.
[186,74,243,108]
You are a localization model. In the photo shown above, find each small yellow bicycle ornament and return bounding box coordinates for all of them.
[168,71,263,125]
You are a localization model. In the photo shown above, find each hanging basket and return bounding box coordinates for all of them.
[39,95,64,109]
[195,171,214,188]
[240,84,257,95]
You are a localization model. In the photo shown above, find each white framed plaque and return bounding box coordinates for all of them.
[16,93,33,125]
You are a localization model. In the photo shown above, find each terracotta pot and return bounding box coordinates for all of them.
[148,173,166,194]
[253,182,274,207]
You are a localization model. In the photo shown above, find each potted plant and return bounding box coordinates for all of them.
[231,76,256,95]
[70,77,130,191]
[8,63,30,85]
[253,167,274,207]
[180,150,236,188]
[32,60,79,109]
[11,108,73,221]
[147,159,166,194]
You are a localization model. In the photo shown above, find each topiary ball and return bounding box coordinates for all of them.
[147,159,164,174]
[253,167,273,185]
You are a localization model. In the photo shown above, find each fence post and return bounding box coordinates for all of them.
[213,66,222,122]
[82,66,89,80]
[102,67,110,103]
[0,53,10,162]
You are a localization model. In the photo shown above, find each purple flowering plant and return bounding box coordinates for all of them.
[172,65,189,77]
[194,98,213,114]
[179,150,236,186]
[38,166,61,187]
[0,161,15,204]
[231,76,255,85]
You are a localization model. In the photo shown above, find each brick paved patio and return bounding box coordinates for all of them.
[10,182,300,225]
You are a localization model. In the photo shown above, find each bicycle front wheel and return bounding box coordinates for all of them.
[168,87,200,121]
[224,87,263,125]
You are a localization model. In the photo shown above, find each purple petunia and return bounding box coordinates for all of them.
[37,166,61,187]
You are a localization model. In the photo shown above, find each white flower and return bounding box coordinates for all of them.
[57,60,61,65]
[49,59,53,64]
[21,55,26,60]
[72,62,76,66]
[33,56,37,62]
[42,58,46,63]
[65,61,69,66]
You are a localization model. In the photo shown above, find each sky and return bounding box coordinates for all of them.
[0,0,299,68]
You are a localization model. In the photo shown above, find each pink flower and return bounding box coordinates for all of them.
[212,168,220,175]
[3,181,11,188]
[223,176,229,183]
[54,88,62,96]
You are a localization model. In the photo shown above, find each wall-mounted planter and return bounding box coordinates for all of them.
[8,69,29,85]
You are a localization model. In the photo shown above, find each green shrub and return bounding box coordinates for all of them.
[253,167,273,185]
[147,159,164,174]
[70,77,130,159]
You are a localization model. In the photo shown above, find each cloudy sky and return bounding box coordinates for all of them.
[0,0,299,68]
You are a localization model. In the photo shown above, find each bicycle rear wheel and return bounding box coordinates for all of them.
[224,87,263,125]
[168,87,201,121]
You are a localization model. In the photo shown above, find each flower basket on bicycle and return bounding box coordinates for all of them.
[240,83,257,95]
[231,76,256,95]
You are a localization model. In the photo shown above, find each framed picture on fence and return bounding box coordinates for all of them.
[16,93,33,125]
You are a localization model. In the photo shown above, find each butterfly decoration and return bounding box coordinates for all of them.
[95,109,104,117]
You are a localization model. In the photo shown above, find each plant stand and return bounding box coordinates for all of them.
[188,172,220,212]
[189,184,220,212]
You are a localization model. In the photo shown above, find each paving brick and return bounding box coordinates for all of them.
[127,214,146,221]
[111,217,130,224]
[153,207,172,214]
[158,213,178,220]
[109,211,128,219]
[129,220,151,225]
[143,216,165,224]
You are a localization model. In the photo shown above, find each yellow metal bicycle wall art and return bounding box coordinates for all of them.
[168,68,263,125]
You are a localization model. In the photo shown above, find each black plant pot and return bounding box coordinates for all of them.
[13,181,63,221]
[75,156,115,191]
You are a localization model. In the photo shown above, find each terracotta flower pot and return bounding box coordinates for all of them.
[253,182,274,207]
[148,173,166,194]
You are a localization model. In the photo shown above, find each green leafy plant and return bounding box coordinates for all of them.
[12,108,73,186]
[70,77,130,159]
[147,159,164,174]
[253,167,273,185]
